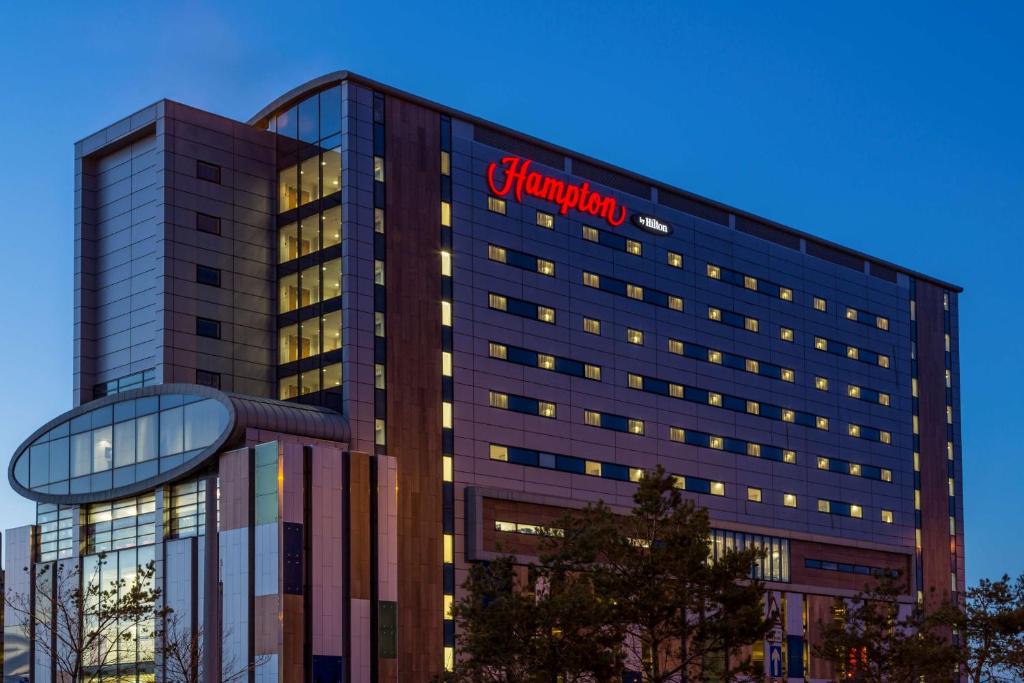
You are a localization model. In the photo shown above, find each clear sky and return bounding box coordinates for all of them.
[0,1,1020,584]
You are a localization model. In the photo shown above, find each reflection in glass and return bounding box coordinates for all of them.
[300,216,319,256]
[276,106,297,139]
[322,147,341,195]
[72,432,91,477]
[114,421,136,468]
[278,165,299,212]
[322,311,342,353]
[319,86,341,139]
[136,413,158,462]
[322,259,341,301]
[300,156,320,206]
[49,438,69,481]
[29,444,48,487]
[322,206,341,249]
[93,426,113,473]
[184,400,226,451]
[279,222,299,263]
[301,265,321,306]
[298,94,319,143]
[159,407,184,457]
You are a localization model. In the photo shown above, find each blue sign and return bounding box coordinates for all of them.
[768,644,783,677]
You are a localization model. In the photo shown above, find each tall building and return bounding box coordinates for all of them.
[4,72,964,682]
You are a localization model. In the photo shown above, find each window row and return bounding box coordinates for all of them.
[488,391,556,418]
[269,85,341,144]
[487,244,555,276]
[279,363,342,400]
[279,311,342,364]
[37,504,75,562]
[813,335,891,368]
[707,262,793,301]
[666,425,797,464]
[667,337,795,383]
[815,455,892,482]
[487,292,555,324]
[816,499,894,523]
[278,147,342,213]
[804,558,898,577]
[629,374,830,431]
[707,305,759,332]
[279,206,341,262]
[846,384,891,406]
[581,224,645,256]
[488,342,600,380]
[847,423,893,444]
[86,493,157,554]
[93,368,157,400]
[582,270,684,311]
[279,259,342,313]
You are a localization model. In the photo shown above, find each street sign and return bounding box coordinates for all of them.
[768,643,783,677]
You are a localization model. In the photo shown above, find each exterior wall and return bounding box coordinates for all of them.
[74,101,278,406]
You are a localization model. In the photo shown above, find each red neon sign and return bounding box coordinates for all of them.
[486,156,627,227]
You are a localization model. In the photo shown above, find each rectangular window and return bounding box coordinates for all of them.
[627,328,644,345]
[196,265,221,287]
[626,284,643,300]
[195,369,220,389]
[584,365,601,381]
[709,392,722,407]
[583,272,600,288]
[780,327,794,342]
[374,259,385,285]
[746,401,759,415]
[582,226,599,242]
[813,297,827,312]
[440,150,451,176]
[747,443,761,457]
[710,482,725,496]
[744,275,757,290]
[881,509,894,524]
[708,307,722,321]
[440,251,451,276]
[488,245,507,263]
[538,402,556,418]
[196,317,220,339]
[196,160,221,184]
[536,211,554,229]
[627,419,644,435]
[375,364,386,389]
[707,264,721,279]
[488,342,507,359]
[846,307,858,321]
[708,350,722,364]
[669,383,683,398]
[583,318,601,335]
[744,317,759,333]
[876,316,889,330]
[817,457,829,470]
[375,312,386,337]
[584,410,601,427]
[668,339,683,355]
[196,212,221,235]
[818,499,831,513]
[626,239,642,256]
[667,251,683,268]
[628,374,643,389]
[487,196,506,214]
[536,259,555,276]
[488,293,507,311]
[489,444,508,461]
[850,504,863,519]
[374,156,385,182]
[488,391,508,409]
[783,493,798,508]
[815,377,828,391]
[668,296,683,311]
[779,287,793,301]
[441,201,452,227]
[669,427,685,442]
[814,337,827,351]
[537,354,555,370]
[747,487,762,503]
[781,369,795,382]
[537,306,555,324]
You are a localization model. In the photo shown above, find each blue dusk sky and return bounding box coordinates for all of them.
[0,1,1020,583]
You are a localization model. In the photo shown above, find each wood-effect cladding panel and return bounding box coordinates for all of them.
[384,95,443,682]
[789,539,911,592]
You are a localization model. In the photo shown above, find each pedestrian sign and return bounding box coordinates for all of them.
[768,643,783,677]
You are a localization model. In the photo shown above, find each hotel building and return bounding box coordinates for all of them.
[3,71,964,682]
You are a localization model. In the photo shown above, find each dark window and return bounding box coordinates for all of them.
[196,317,221,339]
[196,213,221,235]
[196,160,221,184]
[196,265,221,287]
[195,370,221,389]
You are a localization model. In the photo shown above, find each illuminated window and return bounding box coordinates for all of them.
[880,431,891,444]
[747,443,761,457]
[945,334,951,352]
[668,339,684,355]
[373,156,385,182]
[876,316,889,330]
[375,364,385,389]
[708,392,722,407]
[628,419,644,435]
[627,328,644,345]
[441,301,452,326]
[375,419,386,445]
[440,251,452,276]
[708,350,722,364]
[946,405,953,424]
[781,409,795,423]
[582,226,599,242]
[536,259,555,276]
[584,365,601,381]
[783,493,798,508]
[783,450,797,464]
[848,424,861,437]
[668,296,684,311]
[628,374,643,389]
[707,264,721,279]
[912,378,919,397]
[881,509,894,524]
[626,283,644,300]
[710,481,725,496]
[744,275,757,290]
[583,317,601,335]
[537,306,555,324]
[780,287,793,301]
[709,436,723,450]
[489,391,508,409]
[374,208,385,234]
[878,355,890,368]
[879,393,890,406]
[744,317,759,333]
[817,457,829,470]
[538,402,556,418]
[629,468,644,482]
[536,211,554,229]
[846,307,858,321]
[781,369,795,383]
[441,201,451,227]
[846,346,859,360]
[442,352,452,377]
[813,297,827,312]
[780,327,794,342]
[626,239,642,256]
[747,487,762,503]
[848,385,861,398]
[667,251,683,268]
[583,272,600,288]
[487,196,506,214]
[584,410,601,427]
[814,337,827,351]
[708,307,722,321]
[669,383,684,398]
[440,150,451,176]
[585,461,602,477]
[374,259,385,285]
[489,444,508,461]
[881,469,892,482]
[746,401,760,415]
[442,402,452,428]
[816,417,829,431]
[488,293,507,311]
[850,505,863,519]
[818,499,831,513]
[815,377,828,391]
[669,427,685,442]
[745,359,759,373]
[537,354,555,370]
[849,463,862,476]
[374,312,385,337]
[672,476,686,490]
[488,245,507,262]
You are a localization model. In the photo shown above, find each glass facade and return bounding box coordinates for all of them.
[13,394,229,495]
[272,84,344,408]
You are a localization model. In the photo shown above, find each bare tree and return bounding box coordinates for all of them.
[159,610,268,683]
[4,555,161,682]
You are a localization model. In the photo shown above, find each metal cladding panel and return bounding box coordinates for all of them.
[311,445,346,657]
[3,526,33,681]
[220,526,250,673]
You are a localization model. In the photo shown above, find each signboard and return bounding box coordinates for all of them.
[632,213,672,236]
[768,643,783,677]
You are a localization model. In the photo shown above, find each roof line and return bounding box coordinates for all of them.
[248,71,962,292]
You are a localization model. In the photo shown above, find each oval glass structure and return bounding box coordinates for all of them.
[10,389,231,503]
